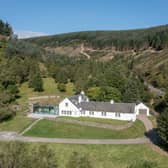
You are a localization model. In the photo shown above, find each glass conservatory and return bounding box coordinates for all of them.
[33,104,59,116]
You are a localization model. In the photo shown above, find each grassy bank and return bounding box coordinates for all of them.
[24,119,145,139]
[0,116,35,133]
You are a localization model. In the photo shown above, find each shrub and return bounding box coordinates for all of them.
[57,83,66,92]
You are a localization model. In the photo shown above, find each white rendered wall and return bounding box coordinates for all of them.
[80,110,136,122]
[59,98,80,117]
[135,103,150,116]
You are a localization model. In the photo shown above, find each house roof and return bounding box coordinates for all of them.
[68,93,135,113]
[69,94,89,107]
[80,102,136,113]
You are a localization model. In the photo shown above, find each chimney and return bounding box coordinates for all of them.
[78,95,82,103]
[81,91,85,95]
[110,100,114,104]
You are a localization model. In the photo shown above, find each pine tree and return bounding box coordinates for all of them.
[157,111,168,148]
[31,73,43,92]
[123,77,141,102]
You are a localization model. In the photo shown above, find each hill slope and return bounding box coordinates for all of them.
[25,25,168,90]
[26,24,168,51]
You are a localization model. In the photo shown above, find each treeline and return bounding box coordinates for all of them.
[26,25,168,51]
[0,142,158,168]
[0,19,13,36]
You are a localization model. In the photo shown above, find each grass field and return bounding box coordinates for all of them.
[0,116,35,133]
[41,143,168,168]
[24,119,145,139]
[59,116,129,125]
[0,142,165,168]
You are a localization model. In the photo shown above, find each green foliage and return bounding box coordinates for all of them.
[45,55,150,103]
[164,90,168,103]
[87,86,101,101]
[29,72,44,92]
[154,98,167,113]
[66,152,93,168]
[0,105,14,122]
[54,68,68,84]
[0,19,13,36]
[5,39,43,59]
[123,76,150,103]
[100,86,122,102]
[157,111,168,148]
[57,83,66,92]
[87,86,122,102]
[0,142,58,168]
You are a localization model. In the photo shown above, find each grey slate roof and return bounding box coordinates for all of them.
[68,94,89,107]
[68,93,135,113]
[80,102,135,113]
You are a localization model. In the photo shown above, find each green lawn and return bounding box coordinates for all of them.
[5,142,166,168]
[24,119,145,139]
[59,116,129,126]
[0,116,35,133]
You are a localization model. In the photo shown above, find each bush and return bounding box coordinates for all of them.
[57,83,66,92]
[0,106,14,122]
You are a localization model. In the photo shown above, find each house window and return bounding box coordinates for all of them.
[81,111,85,115]
[102,112,106,116]
[62,110,65,115]
[115,113,120,117]
[89,111,94,116]
[67,111,72,115]
[65,102,68,107]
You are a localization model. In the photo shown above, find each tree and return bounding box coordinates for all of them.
[57,83,66,92]
[30,73,44,92]
[0,19,13,36]
[157,111,168,148]
[100,86,122,102]
[66,152,93,168]
[55,68,68,84]
[123,77,141,102]
[87,86,101,101]
[0,105,14,122]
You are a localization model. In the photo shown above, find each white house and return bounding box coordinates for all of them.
[59,91,150,122]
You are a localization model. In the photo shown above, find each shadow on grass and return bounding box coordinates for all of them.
[145,128,168,153]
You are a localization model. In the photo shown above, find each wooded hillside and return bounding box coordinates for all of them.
[26,25,168,51]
